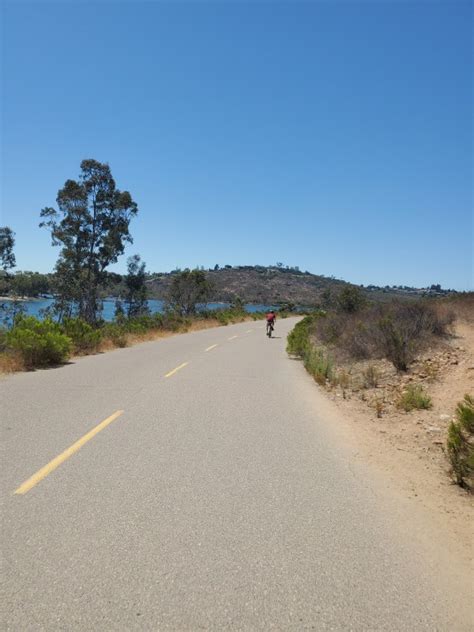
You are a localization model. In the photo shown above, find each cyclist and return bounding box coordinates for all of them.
[266,310,276,336]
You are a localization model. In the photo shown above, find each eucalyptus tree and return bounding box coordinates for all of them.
[0,226,16,299]
[124,254,149,318]
[167,269,213,316]
[0,226,16,273]
[40,159,138,323]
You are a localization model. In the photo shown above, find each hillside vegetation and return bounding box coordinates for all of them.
[146,266,348,305]
[145,266,452,306]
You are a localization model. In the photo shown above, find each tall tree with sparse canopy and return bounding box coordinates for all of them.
[124,254,149,318]
[0,227,16,273]
[40,159,138,323]
[0,226,16,298]
[167,269,213,316]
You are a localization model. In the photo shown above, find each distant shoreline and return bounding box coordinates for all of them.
[0,296,40,302]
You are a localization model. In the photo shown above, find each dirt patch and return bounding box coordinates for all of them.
[314,321,473,565]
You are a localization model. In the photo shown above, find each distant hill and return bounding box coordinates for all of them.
[145,265,456,306]
[147,266,354,306]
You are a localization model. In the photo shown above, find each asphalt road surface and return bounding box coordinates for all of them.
[1,317,470,630]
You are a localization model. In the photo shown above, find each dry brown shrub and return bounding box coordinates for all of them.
[363,365,379,388]
[311,300,453,370]
[442,294,474,324]
[0,352,25,373]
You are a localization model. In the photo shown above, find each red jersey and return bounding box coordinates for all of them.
[266,312,276,322]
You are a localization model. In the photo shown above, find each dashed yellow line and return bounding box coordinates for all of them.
[228,335,238,341]
[205,344,218,352]
[164,362,189,378]
[14,410,124,495]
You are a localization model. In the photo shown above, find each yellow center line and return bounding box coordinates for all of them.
[14,410,124,495]
[164,361,189,378]
[205,344,218,352]
[228,335,238,341]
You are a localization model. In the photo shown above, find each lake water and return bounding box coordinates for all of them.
[1,298,279,321]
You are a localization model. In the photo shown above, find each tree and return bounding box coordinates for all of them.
[0,228,26,326]
[166,269,213,316]
[124,254,149,318]
[0,227,16,273]
[231,296,245,311]
[40,159,138,323]
[321,287,332,309]
[336,286,366,314]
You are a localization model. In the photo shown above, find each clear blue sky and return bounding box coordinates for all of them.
[1,0,472,289]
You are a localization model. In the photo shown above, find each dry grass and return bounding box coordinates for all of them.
[0,351,26,374]
[442,295,474,324]
[92,318,243,353]
[187,318,222,331]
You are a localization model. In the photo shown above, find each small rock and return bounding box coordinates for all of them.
[426,426,441,433]
[439,414,451,422]
[451,359,459,365]
[432,439,443,445]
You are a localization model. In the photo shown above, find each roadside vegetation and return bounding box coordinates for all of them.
[0,306,266,372]
[447,395,474,491]
[287,289,454,385]
[287,290,466,408]
[287,289,474,493]
[396,384,432,412]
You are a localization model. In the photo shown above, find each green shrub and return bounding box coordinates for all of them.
[447,394,474,490]
[287,315,314,356]
[0,329,7,353]
[127,313,164,333]
[62,317,101,352]
[162,312,187,332]
[215,311,232,326]
[6,316,72,367]
[101,323,128,347]
[396,384,432,412]
[336,286,367,314]
[304,347,333,385]
[287,314,330,384]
